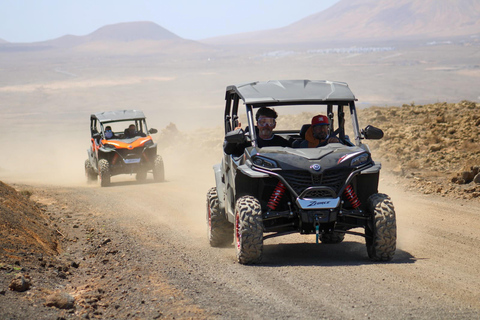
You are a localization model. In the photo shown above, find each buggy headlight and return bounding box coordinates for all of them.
[350,153,370,167]
[143,140,154,147]
[337,152,370,167]
[252,155,278,169]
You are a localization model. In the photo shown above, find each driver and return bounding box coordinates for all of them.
[223,107,289,156]
[300,114,340,148]
[255,107,290,148]
[104,126,116,139]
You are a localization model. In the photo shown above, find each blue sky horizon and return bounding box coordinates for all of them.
[0,0,340,43]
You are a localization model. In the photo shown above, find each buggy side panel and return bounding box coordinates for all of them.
[355,163,381,210]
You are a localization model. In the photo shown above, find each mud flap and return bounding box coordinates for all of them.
[213,163,226,211]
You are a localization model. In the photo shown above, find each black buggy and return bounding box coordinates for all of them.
[206,80,396,264]
[85,110,164,187]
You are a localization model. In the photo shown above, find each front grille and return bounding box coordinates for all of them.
[301,187,336,198]
[322,169,351,194]
[279,169,351,196]
[115,147,144,159]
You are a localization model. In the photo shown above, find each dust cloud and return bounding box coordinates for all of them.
[0,121,225,189]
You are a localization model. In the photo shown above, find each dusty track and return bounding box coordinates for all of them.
[3,151,479,319]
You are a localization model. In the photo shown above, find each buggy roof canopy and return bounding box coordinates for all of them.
[91,110,146,123]
[227,80,356,105]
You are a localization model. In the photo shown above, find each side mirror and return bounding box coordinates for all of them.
[149,128,158,134]
[225,128,246,144]
[363,125,384,140]
[223,129,247,155]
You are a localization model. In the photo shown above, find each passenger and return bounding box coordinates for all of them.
[124,124,146,138]
[300,114,340,148]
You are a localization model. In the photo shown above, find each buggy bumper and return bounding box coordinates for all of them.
[300,209,338,225]
[109,160,154,176]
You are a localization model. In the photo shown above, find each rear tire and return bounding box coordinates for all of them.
[365,193,396,261]
[235,196,263,264]
[85,159,98,182]
[98,159,110,187]
[153,155,165,182]
[206,187,233,247]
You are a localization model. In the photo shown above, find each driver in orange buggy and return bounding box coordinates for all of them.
[104,126,117,139]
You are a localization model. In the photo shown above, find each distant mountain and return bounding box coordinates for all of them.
[0,38,8,44]
[89,21,181,42]
[45,21,183,47]
[0,21,213,55]
[204,0,480,45]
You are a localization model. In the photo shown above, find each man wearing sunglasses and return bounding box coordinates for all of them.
[255,107,290,148]
[224,107,290,156]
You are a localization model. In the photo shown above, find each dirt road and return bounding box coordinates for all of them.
[5,150,478,319]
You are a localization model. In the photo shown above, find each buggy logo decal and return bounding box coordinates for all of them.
[310,164,321,171]
[296,197,340,209]
[307,200,330,207]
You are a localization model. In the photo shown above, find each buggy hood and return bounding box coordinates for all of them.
[248,144,371,173]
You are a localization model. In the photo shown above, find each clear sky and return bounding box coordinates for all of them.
[0,0,340,43]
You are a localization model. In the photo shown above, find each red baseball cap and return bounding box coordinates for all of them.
[311,115,329,126]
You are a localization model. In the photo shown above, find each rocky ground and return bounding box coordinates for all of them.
[1,100,479,319]
[0,182,210,319]
[359,100,480,199]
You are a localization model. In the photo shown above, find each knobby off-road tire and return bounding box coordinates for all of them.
[98,159,111,187]
[153,155,165,182]
[366,193,396,261]
[206,187,233,247]
[320,231,345,244]
[235,195,263,264]
[84,159,98,182]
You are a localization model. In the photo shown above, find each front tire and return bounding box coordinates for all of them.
[98,159,111,187]
[206,187,232,247]
[365,193,396,261]
[153,155,165,182]
[235,196,263,264]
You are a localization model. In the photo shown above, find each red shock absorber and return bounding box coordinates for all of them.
[267,181,286,210]
[344,184,361,208]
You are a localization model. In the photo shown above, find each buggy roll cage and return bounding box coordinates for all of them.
[224,92,363,147]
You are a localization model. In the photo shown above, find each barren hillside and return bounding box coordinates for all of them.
[203,0,480,45]
[360,100,480,199]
